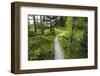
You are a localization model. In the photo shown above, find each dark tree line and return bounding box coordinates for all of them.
[28,15,66,35]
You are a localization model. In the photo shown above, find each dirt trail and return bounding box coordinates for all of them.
[54,36,64,59]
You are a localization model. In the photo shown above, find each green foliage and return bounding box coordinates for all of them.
[80,27,88,58]
[28,34,55,60]
[58,17,88,59]
[66,16,73,29]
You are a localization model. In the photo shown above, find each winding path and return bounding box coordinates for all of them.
[54,36,64,59]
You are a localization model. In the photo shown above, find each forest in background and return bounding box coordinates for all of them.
[28,15,88,60]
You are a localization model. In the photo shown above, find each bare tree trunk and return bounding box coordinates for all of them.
[49,17,52,32]
[40,16,44,34]
[28,17,30,31]
[33,15,37,33]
